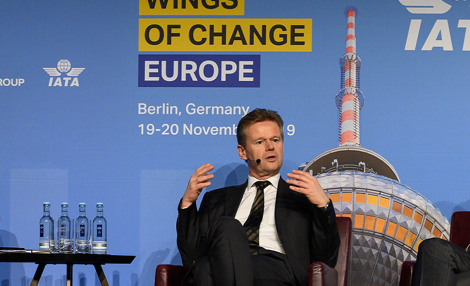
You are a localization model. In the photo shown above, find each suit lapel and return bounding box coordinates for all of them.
[224,180,248,217]
[275,177,289,229]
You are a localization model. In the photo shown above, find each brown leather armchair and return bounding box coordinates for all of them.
[398,211,470,286]
[155,216,352,286]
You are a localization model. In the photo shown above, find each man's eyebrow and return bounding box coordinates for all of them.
[252,135,281,141]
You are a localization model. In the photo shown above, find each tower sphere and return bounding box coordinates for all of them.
[301,147,450,285]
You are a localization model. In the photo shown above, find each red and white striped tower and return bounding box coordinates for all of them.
[336,6,364,146]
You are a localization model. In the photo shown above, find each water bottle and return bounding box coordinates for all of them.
[75,202,90,253]
[39,202,55,251]
[57,202,73,253]
[92,202,107,254]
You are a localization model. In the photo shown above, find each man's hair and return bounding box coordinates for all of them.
[237,108,284,147]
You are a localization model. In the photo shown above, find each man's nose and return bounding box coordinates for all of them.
[265,140,274,150]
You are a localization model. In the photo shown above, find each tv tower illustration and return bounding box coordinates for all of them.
[300,7,450,286]
[337,7,364,146]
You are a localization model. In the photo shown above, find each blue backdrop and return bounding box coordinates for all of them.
[2,0,470,285]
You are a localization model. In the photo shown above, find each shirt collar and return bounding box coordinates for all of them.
[247,173,280,191]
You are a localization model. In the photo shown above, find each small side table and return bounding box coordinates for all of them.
[0,252,135,286]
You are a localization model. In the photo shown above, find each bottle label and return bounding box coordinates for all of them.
[60,224,66,236]
[40,224,44,237]
[80,224,85,237]
[97,224,102,237]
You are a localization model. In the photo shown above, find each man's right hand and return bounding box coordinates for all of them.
[181,163,215,208]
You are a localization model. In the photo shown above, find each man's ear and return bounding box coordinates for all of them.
[237,145,247,160]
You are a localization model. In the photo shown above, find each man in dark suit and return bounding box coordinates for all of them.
[177,108,340,286]
[412,238,470,285]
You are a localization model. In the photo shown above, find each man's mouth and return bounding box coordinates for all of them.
[265,155,277,162]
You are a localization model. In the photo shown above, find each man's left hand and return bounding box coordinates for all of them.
[286,170,330,208]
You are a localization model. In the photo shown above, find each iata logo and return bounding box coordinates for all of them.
[399,0,451,14]
[43,59,85,87]
[399,0,470,51]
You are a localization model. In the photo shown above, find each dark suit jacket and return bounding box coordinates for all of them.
[177,177,340,286]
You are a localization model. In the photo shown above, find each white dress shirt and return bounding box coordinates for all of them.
[235,174,285,254]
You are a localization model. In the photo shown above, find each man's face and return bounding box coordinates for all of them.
[237,120,284,180]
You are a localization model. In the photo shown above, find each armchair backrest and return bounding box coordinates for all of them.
[450,211,470,249]
[336,216,352,286]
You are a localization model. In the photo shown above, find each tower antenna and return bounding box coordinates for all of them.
[336,6,364,146]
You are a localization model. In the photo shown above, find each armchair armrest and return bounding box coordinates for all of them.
[155,264,190,286]
[398,260,416,286]
[310,261,339,286]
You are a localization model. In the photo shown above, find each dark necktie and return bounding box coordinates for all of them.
[244,180,270,255]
